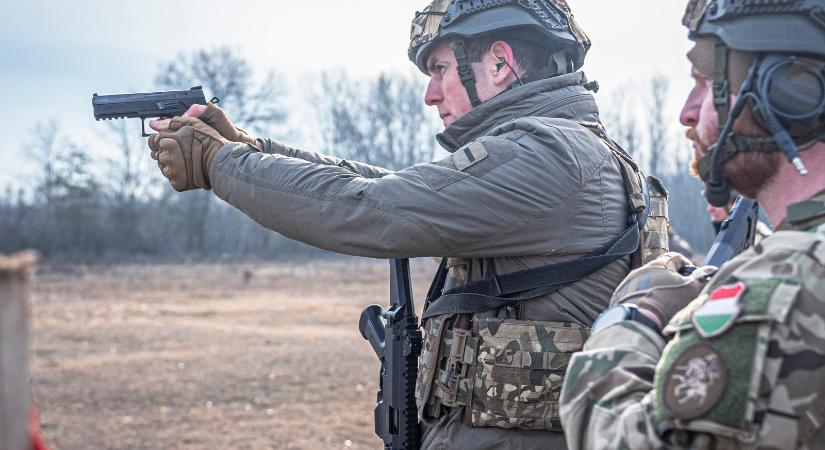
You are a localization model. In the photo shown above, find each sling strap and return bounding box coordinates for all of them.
[422,123,648,320]
[422,216,640,319]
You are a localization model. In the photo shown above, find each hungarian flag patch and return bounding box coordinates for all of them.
[691,282,746,338]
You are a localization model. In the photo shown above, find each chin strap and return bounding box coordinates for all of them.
[450,40,482,108]
[450,40,576,110]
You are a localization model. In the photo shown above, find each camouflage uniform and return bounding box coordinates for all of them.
[559,189,825,449]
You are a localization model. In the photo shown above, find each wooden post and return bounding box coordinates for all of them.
[0,251,37,450]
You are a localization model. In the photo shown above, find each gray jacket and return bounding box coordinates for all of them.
[211,72,631,449]
[211,72,629,325]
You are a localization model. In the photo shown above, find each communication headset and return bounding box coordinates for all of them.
[751,55,825,151]
[705,54,825,206]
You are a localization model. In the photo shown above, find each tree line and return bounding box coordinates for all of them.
[0,47,716,260]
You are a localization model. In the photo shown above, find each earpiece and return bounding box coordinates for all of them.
[493,60,506,75]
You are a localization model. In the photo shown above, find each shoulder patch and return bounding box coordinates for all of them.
[691,282,746,338]
[662,343,728,420]
[452,141,488,171]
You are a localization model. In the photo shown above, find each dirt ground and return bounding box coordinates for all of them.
[28,258,438,450]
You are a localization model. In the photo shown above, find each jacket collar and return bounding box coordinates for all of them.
[435,71,600,152]
[782,188,825,232]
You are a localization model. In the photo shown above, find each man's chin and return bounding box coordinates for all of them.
[690,149,783,198]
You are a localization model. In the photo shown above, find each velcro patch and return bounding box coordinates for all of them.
[662,343,728,420]
[691,282,746,338]
[452,141,488,171]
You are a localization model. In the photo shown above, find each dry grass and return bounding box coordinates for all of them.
[29,258,437,450]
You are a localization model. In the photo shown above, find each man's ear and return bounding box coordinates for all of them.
[489,40,517,86]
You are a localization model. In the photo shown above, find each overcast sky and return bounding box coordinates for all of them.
[0,1,693,192]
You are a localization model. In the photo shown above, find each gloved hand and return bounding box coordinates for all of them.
[151,103,258,147]
[611,252,716,328]
[199,103,259,146]
[148,117,228,191]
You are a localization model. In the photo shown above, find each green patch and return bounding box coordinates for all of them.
[654,278,788,431]
[655,324,759,429]
[739,279,778,316]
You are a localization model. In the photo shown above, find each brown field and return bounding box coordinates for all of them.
[29,258,438,450]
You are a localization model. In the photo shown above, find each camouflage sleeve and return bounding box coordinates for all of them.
[560,321,667,450]
[264,139,393,178]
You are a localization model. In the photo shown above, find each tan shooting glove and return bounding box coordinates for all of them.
[199,103,258,146]
[148,117,228,191]
[610,252,716,327]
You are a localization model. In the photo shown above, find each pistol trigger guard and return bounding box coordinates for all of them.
[209,97,220,104]
[140,118,157,138]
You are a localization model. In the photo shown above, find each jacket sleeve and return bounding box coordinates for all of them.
[209,128,599,258]
[265,139,393,178]
[560,322,667,450]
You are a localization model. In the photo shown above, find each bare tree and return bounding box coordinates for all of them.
[601,85,642,162]
[646,75,670,176]
[316,70,438,170]
[28,121,59,205]
[23,121,104,255]
[152,47,291,253]
[155,46,288,137]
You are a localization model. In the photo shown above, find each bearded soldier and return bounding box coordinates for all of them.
[146,1,665,448]
[560,1,825,449]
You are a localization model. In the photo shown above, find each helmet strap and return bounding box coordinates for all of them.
[705,55,762,206]
[712,41,731,134]
[450,40,482,108]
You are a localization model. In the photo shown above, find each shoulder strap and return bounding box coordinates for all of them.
[422,218,639,319]
[422,120,647,320]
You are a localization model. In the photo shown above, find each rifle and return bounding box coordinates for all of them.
[359,259,422,450]
[682,196,760,275]
[92,86,218,137]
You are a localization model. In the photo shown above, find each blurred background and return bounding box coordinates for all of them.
[1,2,729,448]
[0,0,717,260]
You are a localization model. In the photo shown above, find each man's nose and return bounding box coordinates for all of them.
[424,78,441,106]
[680,89,701,127]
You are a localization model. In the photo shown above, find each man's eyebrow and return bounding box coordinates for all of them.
[426,58,442,71]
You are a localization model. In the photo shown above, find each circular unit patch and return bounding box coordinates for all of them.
[662,343,728,420]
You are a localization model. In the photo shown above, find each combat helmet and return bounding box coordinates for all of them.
[683,0,825,206]
[408,0,591,107]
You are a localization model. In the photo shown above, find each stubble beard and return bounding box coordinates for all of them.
[687,128,783,198]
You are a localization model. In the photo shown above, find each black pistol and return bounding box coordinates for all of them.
[682,196,760,275]
[359,259,422,450]
[92,86,218,137]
